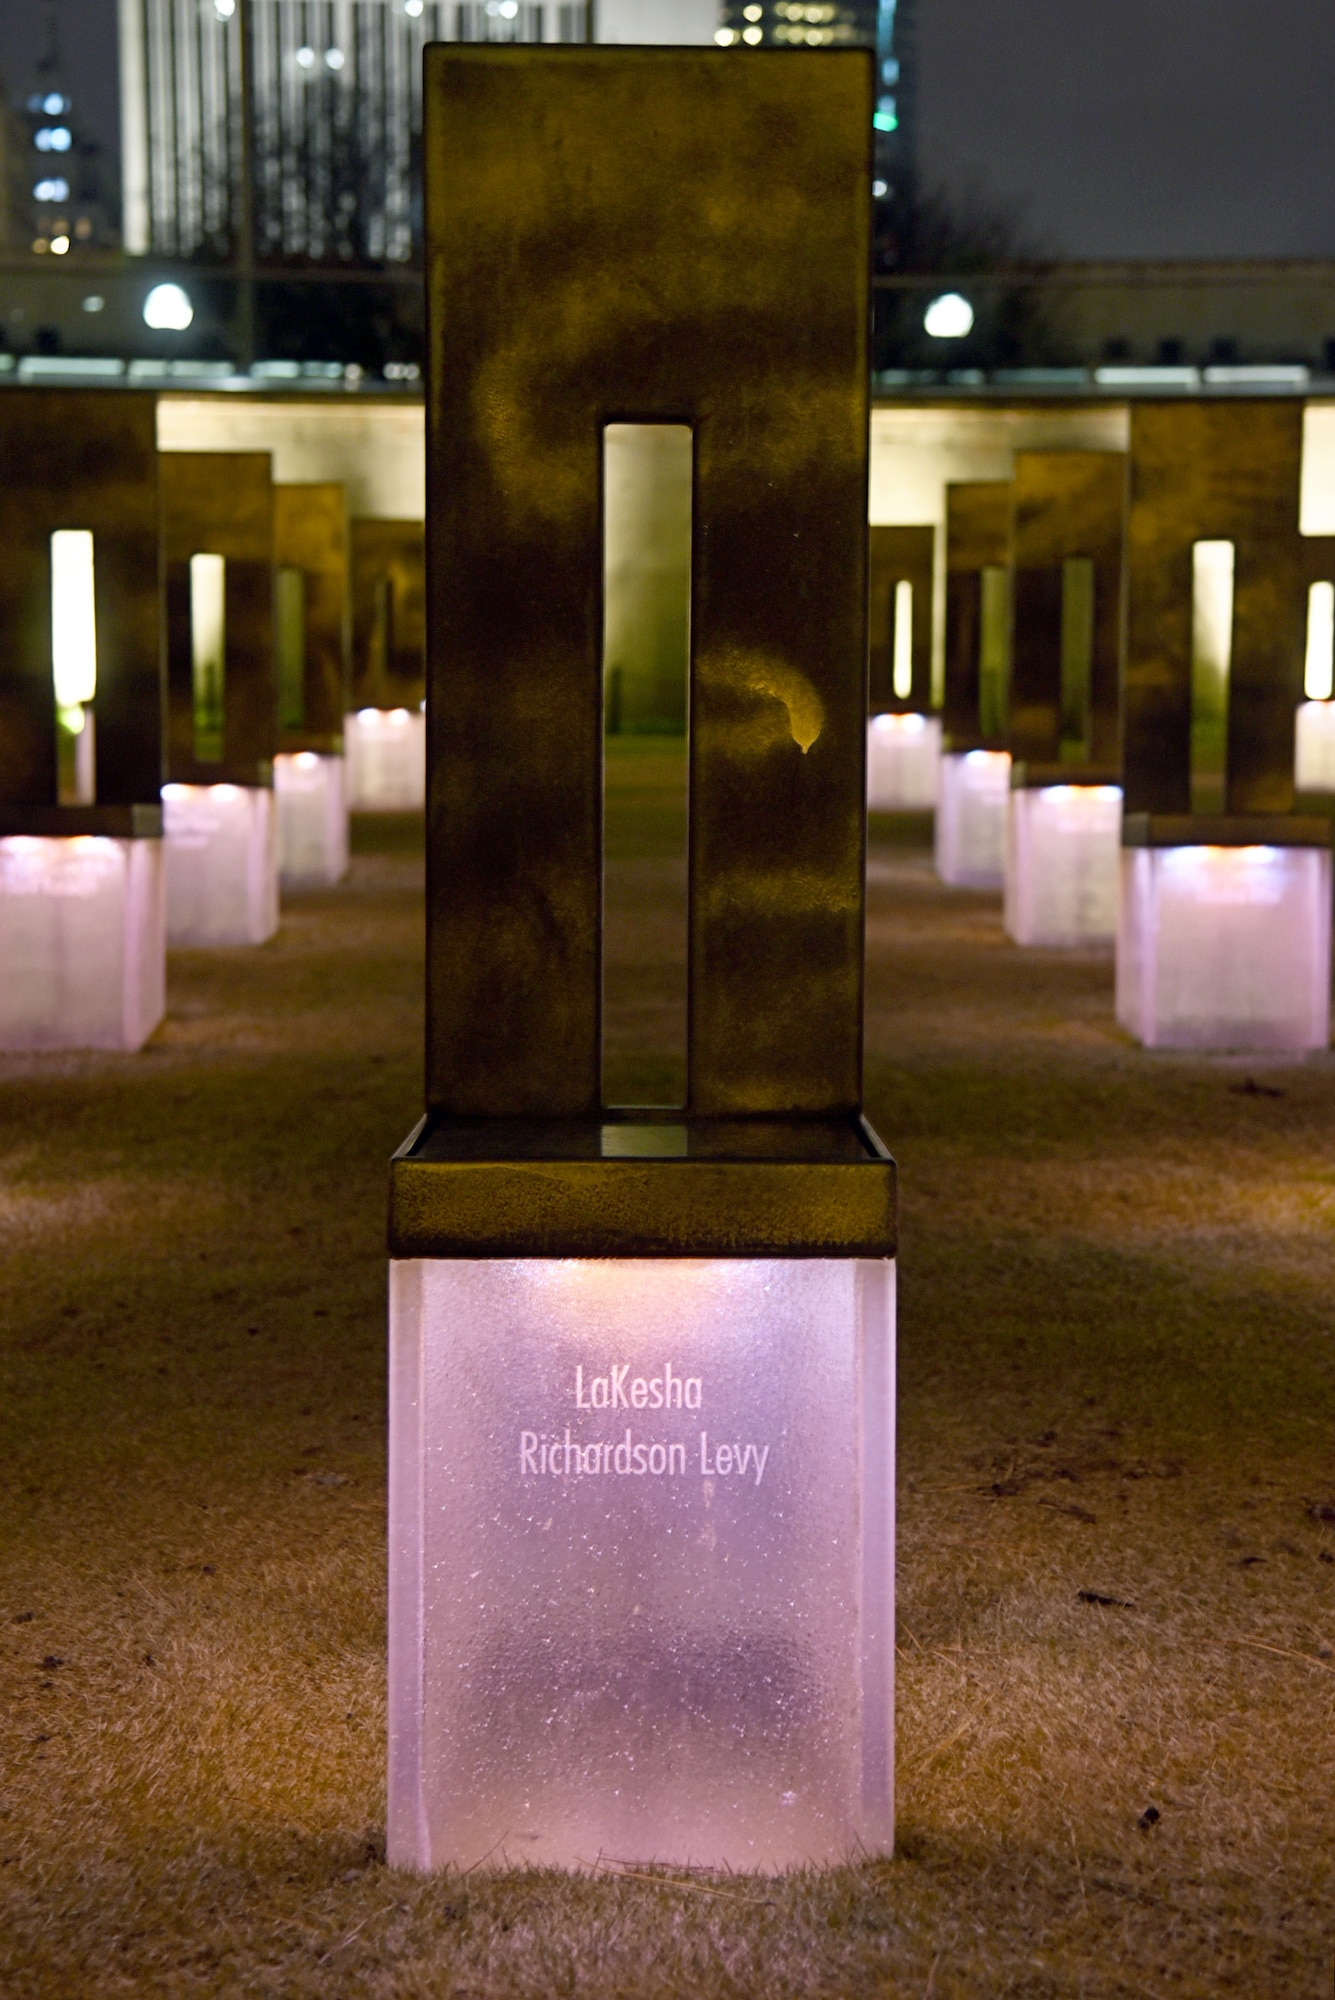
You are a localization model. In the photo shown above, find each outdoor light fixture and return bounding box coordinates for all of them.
[0,394,165,1051]
[388,45,894,1875]
[160,454,279,947]
[923,291,973,339]
[143,282,193,331]
[1117,401,1331,1049]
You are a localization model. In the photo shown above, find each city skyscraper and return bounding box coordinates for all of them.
[118,0,718,265]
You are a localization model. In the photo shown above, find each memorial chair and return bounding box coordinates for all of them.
[866,523,940,810]
[387,42,895,1873]
[346,519,426,811]
[1117,400,1329,1051]
[160,450,279,946]
[1004,449,1126,946]
[0,389,165,1051]
[936,478,1012,886]
[272,482,351,890]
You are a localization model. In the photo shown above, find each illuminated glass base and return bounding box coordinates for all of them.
[1295,700,1335,791]
[389,1256,895,1872]
[163,784,279,947]
[1004,784,1122,947]
[1116,845,1332,1050]
[0,835,165,1051]
[344,707,426,812]
[934,750,1010,888]
[274,753,349,891]
[867,713,941,811]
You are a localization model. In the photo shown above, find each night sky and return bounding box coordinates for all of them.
[4,0,1335,261]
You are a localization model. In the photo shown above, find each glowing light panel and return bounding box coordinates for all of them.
[163,784,278,946]
[935,749,1009,887]
[1004,783,1121,947]
[389,1255,895,1871]
[866,712,940,811]
[344,706,426,811]
[274,752,349,890]
[1116,843,1331,1050]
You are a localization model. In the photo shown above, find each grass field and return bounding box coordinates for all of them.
[1,780,1334,1997]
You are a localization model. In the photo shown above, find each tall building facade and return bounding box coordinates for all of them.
[119,0,717,264]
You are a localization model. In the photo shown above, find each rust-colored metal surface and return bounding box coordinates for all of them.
[868,524,934,713]
[1123,812,1330,848]
[396,46,891,1255]
[421,46,873,1123]
[1009,451,1125,767]
[1123,402,1304,816]
[273,483,349,753]
[942,480,1010,749]
[349,519,425,710]
[391,1112,896,1259]
[160,452,276,789]
[0,389,162,828]
[1302,536,1335,590]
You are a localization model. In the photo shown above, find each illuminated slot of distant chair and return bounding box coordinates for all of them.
[1190,540,1233,815]
[343,703,426,811]
[1295,578,1335,791]
[1117,838,1331,1050]
[1004,781,1122,947]
[934,747,1010,887]
[52,528,97,807]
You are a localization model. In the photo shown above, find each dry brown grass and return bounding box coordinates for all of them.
[1,788,1334,1995]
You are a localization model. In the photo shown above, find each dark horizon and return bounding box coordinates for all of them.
[5,0,1335,263]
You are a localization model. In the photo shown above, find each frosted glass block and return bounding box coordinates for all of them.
[344,707,426,811]
[1295,700,1335,791]
[274,752,349,890]
[934,749,1010,888]
[0,835,165,1051]
[163,784,278,947]
[1004,784,1122,947]
[866,712,941,810]
[389,1256,895,1873]
[1116,844,1332,1051]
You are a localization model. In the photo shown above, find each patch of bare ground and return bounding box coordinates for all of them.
[0,792,1332,1996]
